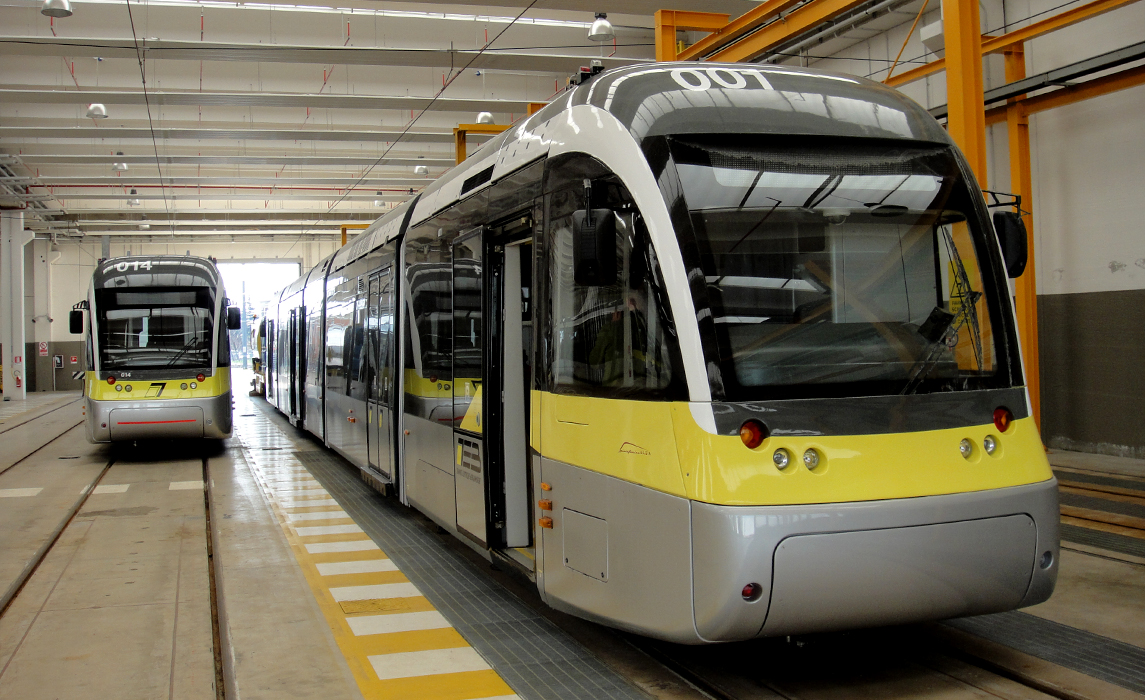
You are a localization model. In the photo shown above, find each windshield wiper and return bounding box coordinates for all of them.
[165,335,207,367]
[901,224,985,395]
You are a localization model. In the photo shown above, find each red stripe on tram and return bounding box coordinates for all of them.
[116,419,198,425]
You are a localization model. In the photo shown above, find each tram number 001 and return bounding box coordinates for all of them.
[670,67,774,92]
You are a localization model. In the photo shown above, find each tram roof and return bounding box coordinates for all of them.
[92,255,220,290]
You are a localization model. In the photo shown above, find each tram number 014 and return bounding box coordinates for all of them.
[670,67,774,92]
[114,260,154,272]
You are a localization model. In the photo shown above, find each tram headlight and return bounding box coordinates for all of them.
[115,385,122,392]
[959,438,973,458]
[181,383,188,390]
[772,448,791,469]
[124,385,132,392]
[190,382,197,389]
[803,448,820,470]
[983,435,998,455]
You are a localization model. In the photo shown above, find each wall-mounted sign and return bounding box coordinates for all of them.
[38,342,48,356]
[53,355,63,369]
[70,356,78,364]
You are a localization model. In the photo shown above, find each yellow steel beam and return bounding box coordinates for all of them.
[984,61,1145,125]
[1005,46,1040,431]
[886,0,1142,87]
[527,102,547,115]
[454,123,510,164]
[943,0,988,183]
[708,0,870,63]
[671,2,796,62]
[654,10,730,61]
[340,223,369,247]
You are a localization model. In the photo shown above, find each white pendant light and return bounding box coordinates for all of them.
[414,165,429,176]
[588,13,614,42]
[126,188,141,206]
[475,112,494,125]
[112,151,128,172]
[86,103,108,119]
[41,0,73,18]
[374,191,385,207]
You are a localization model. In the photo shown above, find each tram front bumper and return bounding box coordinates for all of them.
[86,393,233,442]
[691,478,1060,642]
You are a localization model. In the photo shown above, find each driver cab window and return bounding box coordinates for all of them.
[544,155,685,400]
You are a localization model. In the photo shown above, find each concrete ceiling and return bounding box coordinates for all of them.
[0,0,924,241]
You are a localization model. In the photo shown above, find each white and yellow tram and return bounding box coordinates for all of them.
[72,255,240,442]
[265,63,1058,643]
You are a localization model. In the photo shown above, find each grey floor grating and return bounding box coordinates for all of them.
[292,450,651,700]
[1054,469,1145,493]
[1060,523,1145,560]
[946,611,1145,694]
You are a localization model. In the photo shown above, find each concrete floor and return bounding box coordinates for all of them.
[0,381,1143,700]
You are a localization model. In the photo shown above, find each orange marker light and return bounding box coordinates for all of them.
[538,517,553,529]
[993,407,1014,433]
[540,482,552,491]
[739,420,768,449]
[538,499,552,511]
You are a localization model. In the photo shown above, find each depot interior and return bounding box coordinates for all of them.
[1,0,1141,457]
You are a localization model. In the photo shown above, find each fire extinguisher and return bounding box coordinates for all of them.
[13,369,22,389]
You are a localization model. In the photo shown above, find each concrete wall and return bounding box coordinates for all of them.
[798,0,1145,455]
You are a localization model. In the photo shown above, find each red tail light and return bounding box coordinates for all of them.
[742,582,762,601]
[106,376,116,385]
[739,420,768,449]
[993,406,1014,433]
[196,373,205,382]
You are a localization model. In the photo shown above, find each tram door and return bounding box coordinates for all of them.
[288,308,298,417]
[452,231,486,546]
[367,268,396,479]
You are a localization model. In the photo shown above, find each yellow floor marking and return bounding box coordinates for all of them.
[242,448,516,700]
[339,597,438,615]
[1062,514,1145,540]
[285,504,347,513]
[1060,484,1145,507]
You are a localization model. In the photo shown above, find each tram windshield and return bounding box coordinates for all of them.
[666,135,1008,400]
[94,286,216,370]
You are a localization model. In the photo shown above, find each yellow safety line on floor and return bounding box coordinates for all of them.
[237,423,519,700]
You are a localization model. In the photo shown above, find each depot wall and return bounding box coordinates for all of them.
[804,0,1145,456]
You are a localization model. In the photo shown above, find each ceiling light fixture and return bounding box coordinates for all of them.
[41,0,73,18]
[86,103,108,119]
[126,188,141,206]
[374,191,385,207]
[112,152,128,172]
[414,165,429,176]
[476,112,494,125]
[588,12,614,42]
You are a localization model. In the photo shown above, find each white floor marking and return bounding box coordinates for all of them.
[346,610,450,636]
[283,498,340,507]
[169,480,205,490]
[0,487,43,498]
[316,559,397,576]
[276,486,327,493]
[294,524,363,537]
[305,540,379,554]
[288,510,349,522]
[92,484,130,494]
[368,648,490,680]
[329,582,421,602]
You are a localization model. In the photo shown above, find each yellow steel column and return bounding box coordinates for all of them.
[655,10,678,61]
[1005,46,1041,429]
[943,0,988,183]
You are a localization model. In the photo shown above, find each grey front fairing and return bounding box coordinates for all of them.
[538,453,1057,644]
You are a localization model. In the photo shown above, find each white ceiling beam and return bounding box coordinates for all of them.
[0,126,477,143]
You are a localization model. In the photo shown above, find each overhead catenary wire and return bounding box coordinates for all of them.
[124,0,175,236]
[282,0,540,257]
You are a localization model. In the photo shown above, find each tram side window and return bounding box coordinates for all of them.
[545,163,685,400]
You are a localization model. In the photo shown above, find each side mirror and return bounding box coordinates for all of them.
[993,211,1028,278]
[69,309,84,335]
[572,209,617,286]
[227,306,241,330]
